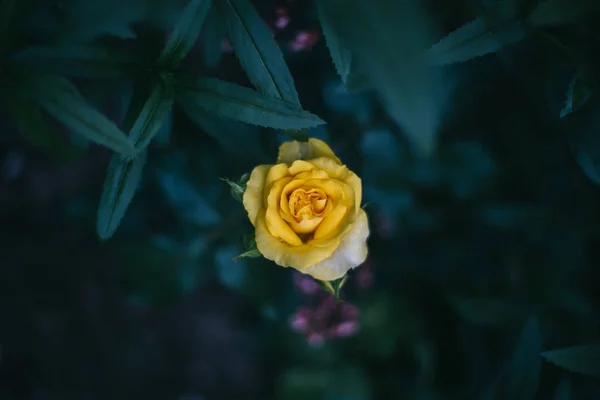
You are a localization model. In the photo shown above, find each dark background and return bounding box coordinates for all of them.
[1,0,600,399]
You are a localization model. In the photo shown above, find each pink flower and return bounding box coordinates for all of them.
[335,321,359,338]
[307,332,325,347]
[293,272,321,295]
[288,30,320,52]
[275,8,290,30]
[289,308,312,332]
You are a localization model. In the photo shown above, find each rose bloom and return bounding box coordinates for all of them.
[242,138,369,281]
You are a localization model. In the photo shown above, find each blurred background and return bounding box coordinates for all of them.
[1,0,600,399]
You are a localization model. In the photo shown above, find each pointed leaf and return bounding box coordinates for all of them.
[344,57,372,92]
[11,45,138,78]
[560,67,594,119]
[97,150,148,240]
[317,0,445,157]
[129,80,175,151]
[234,248,261,260]
[553,379,572,400]
[1,93,83,161]
[21,74,135,156]
[201,5,225,69]
[221,176,246,202]
[506,316,541,400]
[176,76,324,129]
[159,0,213,68]
[316,0,351,83]
[541,343,600,375]
[427,2,527,65]
[234,232,261,260]
[215,0,299,105]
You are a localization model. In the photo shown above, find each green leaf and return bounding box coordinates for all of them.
[0,93,83,162]
[21,73,136,157]
[235,248,261,260]
[215,0,299,105]
[221,173,247,202]
[129,80,175,151]
[560,67,594,119]
[159,0,213,68]
[317,275,347,298]
[529,0,599,27]
[176,76,324,129]
[11,45,138,78]
[344,57,372,92]
[553,379,572,400]
[234,233,262,260]
[541,343,600,375]
[505,316,541,400]
[427,1,527,65]
[97,150,148,240]
[316,0,351,83]
[201,5,225,69]
[317,0,445,157]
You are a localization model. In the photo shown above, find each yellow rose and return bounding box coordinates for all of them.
[242,138,369,281]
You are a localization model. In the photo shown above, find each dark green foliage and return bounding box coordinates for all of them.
[11,44,139,78]
[20,73,137,156]
[505,317,541,400]
[215,0,300,105]
[542,343,600,375]
[97,150,148,240]
[158,0,213,68]
[316,0,351,84]
[176,76,324,129]
[3,0,600,399]
[128,79,174,151]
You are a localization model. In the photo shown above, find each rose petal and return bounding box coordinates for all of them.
[308,157,362,211]
[277,138,341,164]
[263,163,290,204]
[302,209,369,281]
[266,176,302,245]
[255,213,339,269]
[288,160,315,175]
[242,165,271,226]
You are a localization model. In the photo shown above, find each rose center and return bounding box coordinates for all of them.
[289,188,328,219]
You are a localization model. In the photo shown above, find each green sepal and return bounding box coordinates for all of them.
[234,232,262,261]
[221,172,250,202]
[317,275,348,299]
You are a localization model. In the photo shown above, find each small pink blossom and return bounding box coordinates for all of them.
[275,8,290,29]
[335,321,359,337]
[289,307,312,332]
[288,30,320,52]
[307,333,325,347]
[293,272,321,295]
